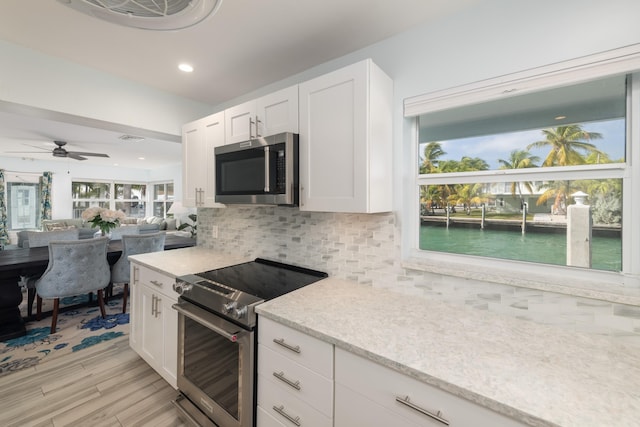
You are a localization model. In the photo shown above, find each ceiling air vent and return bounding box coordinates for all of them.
[118,134,145,142]
[57,0,224,31]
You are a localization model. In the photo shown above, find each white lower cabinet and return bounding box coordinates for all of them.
[334,348,526,427]
[129,261,178,389]
[258,317,527,427]
[257,316,334,426]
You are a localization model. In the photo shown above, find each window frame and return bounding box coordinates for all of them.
[402,45,640,299]
[151,181,174,218]
[4,172,41,231]
[71,179,149,219]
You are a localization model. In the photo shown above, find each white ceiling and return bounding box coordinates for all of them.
[0,0,479,169]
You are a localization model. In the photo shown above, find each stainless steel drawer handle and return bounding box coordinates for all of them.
[150,280,164,287]
[272,405,301,426]
[273,338,301,354]
[395,396,449,426]
[273,371,301,390]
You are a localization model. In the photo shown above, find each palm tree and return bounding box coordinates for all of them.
[527,125,604,215]
[536,180,573,215]
[452,183,486,214]
[526,125,604,167]
[420,142,446,174]
[497,149,540,208]
[458,156,490,172]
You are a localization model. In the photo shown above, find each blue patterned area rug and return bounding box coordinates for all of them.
[0,291,129,377]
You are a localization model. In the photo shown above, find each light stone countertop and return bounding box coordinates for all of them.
[255,277,640,427]
[128,246,250,278]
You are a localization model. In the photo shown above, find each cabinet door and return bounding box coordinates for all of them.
[182,118,206,207]
[299,59,392,213]
[201,112,225,207]
[225,100,256,144]
[257,85,299,137]
[159,295,178,388]
[128,264,142,352]
[182,112,225,208]
[140,285,163,368]
[225,86,299,144]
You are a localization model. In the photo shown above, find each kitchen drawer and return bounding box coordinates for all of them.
[258,372,332,427]
[256,406,286,427]
[133,264,176,298]
[335,382,421,427]
[258,344,333,417]
[258,316,333,379]
[335,348,525,427]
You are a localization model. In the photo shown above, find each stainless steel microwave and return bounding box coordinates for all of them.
[215,132,299,206]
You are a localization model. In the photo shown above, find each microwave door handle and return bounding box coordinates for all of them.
[264,146,270,193]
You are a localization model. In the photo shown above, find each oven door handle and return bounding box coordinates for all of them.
[173,302,245,343]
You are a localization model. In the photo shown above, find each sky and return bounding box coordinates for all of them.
[420,119,626,170]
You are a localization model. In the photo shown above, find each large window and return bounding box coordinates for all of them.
[6,180,41,230]
[152,182,174,217]
[72,181,147,219]
[405,50,640,291]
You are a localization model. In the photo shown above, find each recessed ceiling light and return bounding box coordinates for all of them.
[555,115,567,120]
[179,63,194,73]
[138,157,145,160]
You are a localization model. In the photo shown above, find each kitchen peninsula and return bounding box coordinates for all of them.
[129,246,639,427]
[256,278,640,427]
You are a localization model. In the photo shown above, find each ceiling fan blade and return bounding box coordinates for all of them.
[67,151,110,158]
[3,144,51,153]
[67,153,88,161]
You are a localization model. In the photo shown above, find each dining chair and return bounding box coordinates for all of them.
[110,232,166,313]
[109,225,140,240]
[24,228,80,317]
[34,237,111,334]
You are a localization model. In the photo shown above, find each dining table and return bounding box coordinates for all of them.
[0,234,196,342]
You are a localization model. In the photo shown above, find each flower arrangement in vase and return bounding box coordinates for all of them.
[81,207,126,236]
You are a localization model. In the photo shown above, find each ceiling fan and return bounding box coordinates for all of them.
[6,140,110,161]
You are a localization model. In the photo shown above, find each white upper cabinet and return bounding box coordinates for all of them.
[225,85,299,144]
[182,111,225,208]
[298,59,393,213]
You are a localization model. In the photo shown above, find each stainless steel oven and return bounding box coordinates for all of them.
[173,300,255,427]
[172,258,327,427]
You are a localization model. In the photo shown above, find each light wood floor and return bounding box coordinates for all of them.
[0,334,187,427]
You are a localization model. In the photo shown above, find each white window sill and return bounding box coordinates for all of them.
[402,252,640,306]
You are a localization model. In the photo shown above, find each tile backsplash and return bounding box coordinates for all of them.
[198,206,640,346]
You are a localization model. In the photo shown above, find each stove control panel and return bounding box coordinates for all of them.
[222,301,247,319]
[173,280,192,295]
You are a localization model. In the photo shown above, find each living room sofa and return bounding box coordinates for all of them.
[17,216,177,248]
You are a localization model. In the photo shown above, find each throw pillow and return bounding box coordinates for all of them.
[165,218,177,230]
[44,222,67,231]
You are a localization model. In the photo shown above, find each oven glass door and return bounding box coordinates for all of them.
[175,301,255,427]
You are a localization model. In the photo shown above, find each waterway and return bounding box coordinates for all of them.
[419,225,621,272]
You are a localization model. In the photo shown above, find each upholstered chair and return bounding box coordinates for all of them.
[109,225,140,240]
[24,228,80,317]
[25,228,80,248]
[110,232,166,313]
[34,237,111,334]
